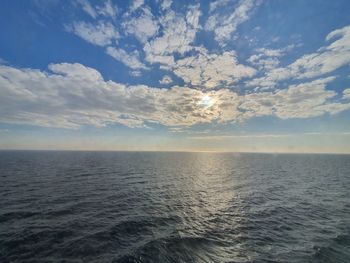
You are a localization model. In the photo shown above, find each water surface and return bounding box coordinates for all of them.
[0,151,349,262]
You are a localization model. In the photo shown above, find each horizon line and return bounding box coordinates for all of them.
[1,148,350,155]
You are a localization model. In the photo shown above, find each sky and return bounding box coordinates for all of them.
[0,0,350,153]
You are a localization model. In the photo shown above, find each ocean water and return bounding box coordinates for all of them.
[0,151,349,263]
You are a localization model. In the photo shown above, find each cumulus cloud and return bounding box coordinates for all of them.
[123,7,159,43]
[67,21,119,46]
[143,4,201,67]
[241,77,350,119]
[205,0,259,45]
[0,63,349,130]
[173,48,256,89]
[247,25,350,88]
[0,63,239,128]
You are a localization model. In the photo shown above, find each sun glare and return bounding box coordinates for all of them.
[199,94,214,107]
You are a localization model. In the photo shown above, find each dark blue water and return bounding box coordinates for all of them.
[0,151,349,262]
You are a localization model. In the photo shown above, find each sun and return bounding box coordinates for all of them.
[199,94,215,107]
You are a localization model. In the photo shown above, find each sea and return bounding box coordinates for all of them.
[0,151,349,262]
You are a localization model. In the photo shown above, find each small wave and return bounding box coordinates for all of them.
[310,233,350,263]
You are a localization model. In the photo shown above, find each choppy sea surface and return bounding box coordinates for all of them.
[0,151,349,263]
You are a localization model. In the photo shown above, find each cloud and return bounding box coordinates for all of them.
[205,0,259,45]
[77,0,97,18]
[0,63,241,128]
[130,0,144,11]
[48,63,103,81]
[77,0,117,19]
[130,70,142,77]
[159,75,173,84]
[67,21,119,46]
[160,0,172,10]
[143,4,201,67]
[247,45,295,71]
[123,7,159,43]
[106,47,147,69]
[241,77,350,119]
[0,64,198,127]
[247,25,350,88]
[173,47,256,89]
[343,88,350,99]
[209,0,231,12]
[190,132,350,140]
[66,18,150,69]
[96,0,118,18]
[0,63,349,130]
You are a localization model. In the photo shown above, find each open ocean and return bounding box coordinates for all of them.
[0,151,349,262]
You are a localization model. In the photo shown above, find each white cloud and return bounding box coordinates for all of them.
[123,7,159,43]
[209,0,231,12]
[130,0,144,11]
[173,48,256,89]
[48,63,103,81]
[77,0,97,18]
[159,75,173,84]
[1,63,349,130]
[205,0,258,45]
[106,47,147,69]
[247,25,350,88]
[96,0,118,18]
[0,63,239,128]
[248,56,280,71]
[130,70,142,77]
[67,21,119,46]
[343,88,350,99]
[77,0,117,19]
[160,0,172,10]
[247,45,295,71]
[143,4,201,67]
[241,77,350,119]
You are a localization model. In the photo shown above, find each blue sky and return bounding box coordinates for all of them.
[0,0,350,152]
